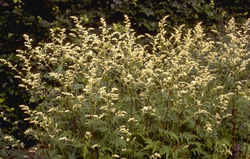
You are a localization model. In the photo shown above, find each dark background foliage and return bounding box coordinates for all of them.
[0,0,250,147]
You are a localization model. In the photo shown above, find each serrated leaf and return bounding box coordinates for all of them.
[181,132,199,144]
[164,131,179,142]
[60,130,74,137]
[73,143,86,149]
[215,138,231,148]
[110,137,127,148]
[144,138,161,153]
[192,147,210,157]
[160,145,173,158]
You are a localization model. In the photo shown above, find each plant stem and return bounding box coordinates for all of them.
[130,95,134,152]
[231,89,237,148]
[66,100,78,134]
[244,125,249,158]
[130,97,134,133]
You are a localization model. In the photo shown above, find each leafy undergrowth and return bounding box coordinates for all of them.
[1,16,250,159]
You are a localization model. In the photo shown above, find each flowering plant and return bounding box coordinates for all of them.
[1,16,250,158]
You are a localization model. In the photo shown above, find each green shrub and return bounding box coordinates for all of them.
[0,132,27,158]
[2,0,250,145]
[1,16,250,158]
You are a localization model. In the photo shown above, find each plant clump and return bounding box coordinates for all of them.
[1,15,250,159]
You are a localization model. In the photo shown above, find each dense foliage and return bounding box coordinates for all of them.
[1,15,250,158]
[1,0,250,156]
[0,0,55,140]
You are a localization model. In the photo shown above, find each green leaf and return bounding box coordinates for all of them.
[144,138,161,153]
[0,98,5,103]
[163,131,179,142]
[181,132,199,144]
[73,143,87,149]
[160,145,173,158]
[110,136,127,148]
[82,145,89,158]
[215,138,231,149]
[60,130,74,138]
[192,147,210,157]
